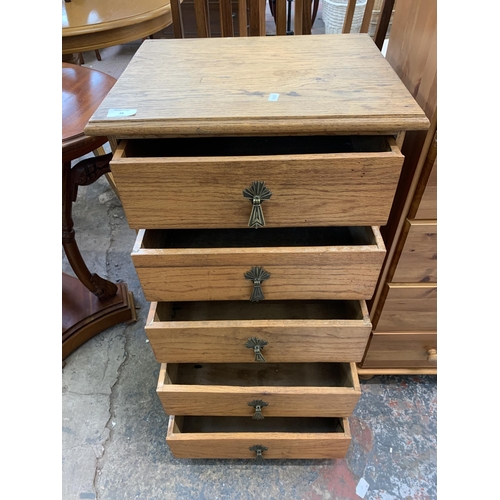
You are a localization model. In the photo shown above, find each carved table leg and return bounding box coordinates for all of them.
[63,153,117,300]
[93,145,121,199]
[62,153,136,360]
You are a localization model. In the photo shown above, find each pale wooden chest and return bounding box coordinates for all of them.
[86,34,428,460]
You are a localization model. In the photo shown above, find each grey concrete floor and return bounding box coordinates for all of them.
[62,19,437,500]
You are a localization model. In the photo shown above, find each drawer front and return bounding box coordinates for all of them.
[392,220,437,282]
[361,332,437,369]
[414,153,437,220]
[374,283,437,332]
[167,415,351,459]
[157,363,361,417]
[133,227,385,302]
[146,300,371,363]
[111,137,403,229]
[137,263,382,302]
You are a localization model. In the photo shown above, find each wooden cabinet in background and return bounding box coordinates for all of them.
[358,0,437,376]
[391,219,437,283]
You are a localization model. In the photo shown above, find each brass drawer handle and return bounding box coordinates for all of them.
[248,399,269,420]
[244,337,268,362]
[244,266,271,302]
[249,444,268,461]
[243,181,272,229]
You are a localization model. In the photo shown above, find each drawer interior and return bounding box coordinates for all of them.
[157,299,364,321]
[141,226,377,249]
[123,135,391,158]
[166,362,355,388]
[176,416,345,434]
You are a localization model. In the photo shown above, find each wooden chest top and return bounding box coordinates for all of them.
[85,34,429,137]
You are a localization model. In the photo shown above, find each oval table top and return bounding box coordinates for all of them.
[62,0,176,53]
[62,63,116,162]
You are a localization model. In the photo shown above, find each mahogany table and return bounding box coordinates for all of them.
[62,63,136,361]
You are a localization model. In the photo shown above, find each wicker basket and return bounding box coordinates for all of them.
[322,0,368,34]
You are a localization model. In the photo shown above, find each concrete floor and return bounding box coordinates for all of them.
[62,18,436,500]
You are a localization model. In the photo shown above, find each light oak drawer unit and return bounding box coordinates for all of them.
[85,35,431,459]
[146,300,372,363]
[111,136,404,229]
[167,415,351,460]
[374,283,437,332]
[362,332,437,369]
[392,220,437,283]
[132,226,386,302]
[157,362,361,417]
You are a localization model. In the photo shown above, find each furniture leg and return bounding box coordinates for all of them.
[62,153,136,360]
[93,145,121,199]
[62,153,117,300]
[62,53,80,65]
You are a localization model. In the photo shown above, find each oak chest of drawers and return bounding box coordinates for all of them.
[86,34,428,460]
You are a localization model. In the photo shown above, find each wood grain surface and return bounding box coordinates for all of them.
[166,415,351,459]
[157,362,360,417]
[360,331,437,368]
[62,0,180,53]
[374,283,437,332]
[146,299,371,363]
[110,138,404,228]
[132,227,385,301]
[85,35,429,137]
[413,154,437,219]
[385,0,437,120]
[62,63,115,162]
[391,220,437,282]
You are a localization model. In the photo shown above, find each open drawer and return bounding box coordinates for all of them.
[146,300,371,363]
[111,135,403,229]
[166,415,351,459]
[157,362,361,418]
[133,226,385,302]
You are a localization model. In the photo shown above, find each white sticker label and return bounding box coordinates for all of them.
[356,478,370,498]
[107,108,137,117]
[268,93,280,102]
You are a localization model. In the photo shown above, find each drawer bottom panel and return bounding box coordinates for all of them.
[167,415,351,459]
[361,332,437,369]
